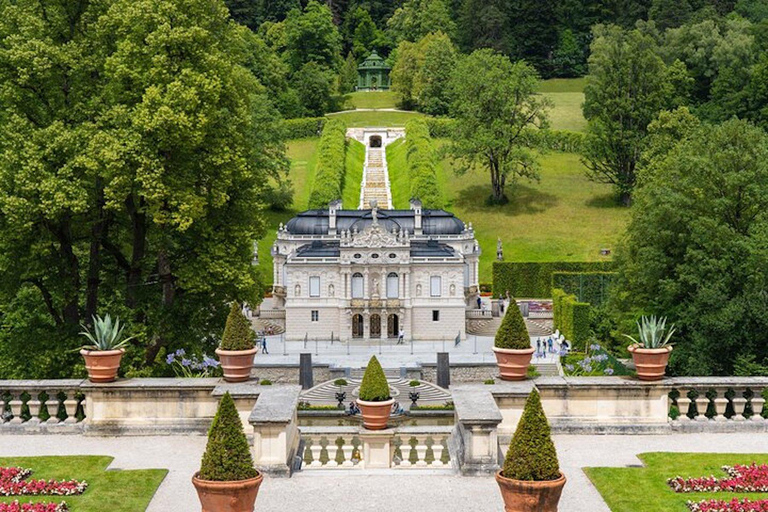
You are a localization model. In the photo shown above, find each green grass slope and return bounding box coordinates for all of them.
[386,138,409,208]
[342,139,366,209]
[343,91,399,109]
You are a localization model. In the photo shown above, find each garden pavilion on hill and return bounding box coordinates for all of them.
[357,51,391,91]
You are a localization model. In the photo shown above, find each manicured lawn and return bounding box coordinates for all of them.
[0,456,166,512]
[343,91,399,109]
[342,139,366,209]
[328,110,425,127]
[386,138,410,208]
[537,77,586,93]
[538,78,587,132]
[436,143,627,281]
[586,452,768,512]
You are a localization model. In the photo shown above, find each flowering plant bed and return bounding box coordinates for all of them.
[0,468,87,497]
[687,498,768,512]
[669,464,768,493]
[0,502,69,512]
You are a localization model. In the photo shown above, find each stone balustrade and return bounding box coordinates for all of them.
[465,309,493,319]
[0,380,86,433]
[298,425,453,470]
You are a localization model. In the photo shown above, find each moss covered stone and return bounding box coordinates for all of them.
[358,355,391,402]
[503,389,561,481]
[199,392,258,481]
[220,302,255,351]
[494,300,531,350]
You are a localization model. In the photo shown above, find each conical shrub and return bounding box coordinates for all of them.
[199,392,258,481]
[358,355,391,402]
[220,302,255,351]
[494,299,531,349]
[503,389,561,481]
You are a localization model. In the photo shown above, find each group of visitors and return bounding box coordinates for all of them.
[536,335,569,359]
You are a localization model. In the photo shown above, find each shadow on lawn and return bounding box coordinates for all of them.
[585,192,625,209]
[452,183,559,216]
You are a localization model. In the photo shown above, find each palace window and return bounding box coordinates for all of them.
[386,273,399,299]
[311,310,319,322]
[432,310,440,322]
[309,276,320,297]
[430,276,442,297]
[352,273,364,298]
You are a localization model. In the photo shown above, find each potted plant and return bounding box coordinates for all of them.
[334,379,348,409]
[216,303,258,382]
[496,389,566,512]
[492,300,535,380]
[79,314,133,383]
[357,355,393,430]
[408,380,420,407]
[193,392,263,512]
[625,315,675,381]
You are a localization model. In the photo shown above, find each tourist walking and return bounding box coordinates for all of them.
[547,337,554,353]
[261,336,268,354]
[397,328,405,345]
[536,338,542,358]
[476,296,482,309]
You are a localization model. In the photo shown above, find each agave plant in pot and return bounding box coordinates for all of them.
[193,392,263,512]
[79,314,133,383]
[625,315,675,381]
[216,303,258,382]
[496,389,566,512]
[492,300,535,380]
[357,355,394,430]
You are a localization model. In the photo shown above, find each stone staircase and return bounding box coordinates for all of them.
[359,147,392,209]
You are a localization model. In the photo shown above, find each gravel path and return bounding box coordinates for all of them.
[0,433,763,511]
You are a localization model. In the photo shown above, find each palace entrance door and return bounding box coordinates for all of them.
[387,314,399,338]
[352,314,364,338]
[370,314,381,338]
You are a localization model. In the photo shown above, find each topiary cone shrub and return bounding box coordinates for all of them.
[357,355,394,430]
[496,389,565,512]
[359,355,391,402]
[220,303,256,351]
[495,300,531,350]
[193,392,263,512]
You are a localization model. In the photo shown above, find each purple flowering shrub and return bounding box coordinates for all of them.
[562,340,630,377]
[165,349,221,378]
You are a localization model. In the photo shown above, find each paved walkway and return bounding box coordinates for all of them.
[0,433,763,511]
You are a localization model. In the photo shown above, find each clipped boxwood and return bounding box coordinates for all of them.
[493,261,613,299]
[358,355,390,402]
[552,288,591,351]
[281,117,326,139]
[503,389,560,481]
[199,392,258,481]
[551,271,616,307]
[308,118,347,209]
[494,301,531,350]
[220,303,255,351]
[405,118,443,209]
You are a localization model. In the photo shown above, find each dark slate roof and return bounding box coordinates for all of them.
[285,209,465,236]
[410,240,456,258]
[295,240,341,258]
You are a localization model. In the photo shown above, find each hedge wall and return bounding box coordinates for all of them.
[492,261,613,298]
[308,118,347,209]
[527,129,585,154]
[405,118,443,209]
[552,288,591,351]
[281,117,326,139]
[551,272,616,307]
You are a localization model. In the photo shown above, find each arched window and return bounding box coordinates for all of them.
[386,272,399,299]
[352,273,364,298]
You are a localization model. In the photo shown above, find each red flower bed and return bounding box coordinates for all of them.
[0,502,68,512]
[688,498,768,512]
[669,464,768,493]
[0,467,86,497]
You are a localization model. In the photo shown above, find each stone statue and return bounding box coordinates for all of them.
[372,278,380,297]
[497,237,504,261]
[370,199,379,225]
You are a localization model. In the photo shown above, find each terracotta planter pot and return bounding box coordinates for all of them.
[628,345,672,381]
[493,346,535,381]
[357,398,394,430]
[496,470,566,512]
[192,472,263,512]
[216,347,258,383]
[80,349,125,383]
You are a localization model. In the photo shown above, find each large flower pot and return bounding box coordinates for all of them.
[80,349,125,383]
[628,345,672,381]
[357,398,394,430]
[496,470,566,512]
[192,472,263,512]
[493,346,535,381]
[216,347,258,383]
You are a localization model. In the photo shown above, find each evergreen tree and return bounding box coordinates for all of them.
[283,1,343,73]
[338,52,360,94]
[552,29,587,77]
[494,300,531,350]
[220,303,256,351]
[359,356,391,401]
[458,0,509,53]
[199,392,258,481]
[503,390,560,481]
[650,0,693,31]
[507,0,559,77]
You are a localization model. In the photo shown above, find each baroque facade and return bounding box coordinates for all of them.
[271,200,480,342]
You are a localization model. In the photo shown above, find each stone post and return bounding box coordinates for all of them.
[452,387,503,475]
[299,353,313,390]
[249,385,302,477]
[437,353,450,389]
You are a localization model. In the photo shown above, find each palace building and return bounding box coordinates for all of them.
[271,200,480,342]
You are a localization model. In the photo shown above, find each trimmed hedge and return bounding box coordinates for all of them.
[492,261,613,299]
[503,389,560,481]
[552,288,591,351]
[199,392,258,481]
[281,117,326,139]
[308,118,347,209]
[359,355,391,402]
[220,303,255,351]
[494,300,531,350]
[551,272,616,307]
[405,118,443,208]
[526,129,585,153]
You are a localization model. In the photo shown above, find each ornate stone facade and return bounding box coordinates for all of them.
[272,200,480,342]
